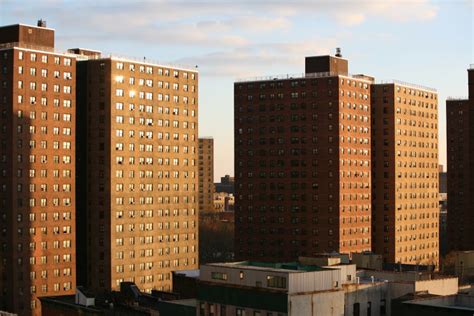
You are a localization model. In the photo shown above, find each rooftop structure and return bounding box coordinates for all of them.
[198,257,458,316]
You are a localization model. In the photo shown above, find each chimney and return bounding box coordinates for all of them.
[335,47,342,58]
[37,19,47,28]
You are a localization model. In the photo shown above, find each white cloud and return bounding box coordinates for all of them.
[175,38,338,78]
[3,0,439,45]
[2,0,439,77]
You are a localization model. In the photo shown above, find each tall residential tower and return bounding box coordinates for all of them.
[198,137,215,212]
[0,22,76,315]
[371,82,439,267]
[76,54,199,293]
[446,66,474,252]
[234,54,372,261]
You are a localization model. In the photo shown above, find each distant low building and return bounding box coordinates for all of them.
[213,192,235,212]
[215,175,234,194]
[352,252,383,270]
[199,212,234,264]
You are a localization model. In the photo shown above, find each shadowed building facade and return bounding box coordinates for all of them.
[234,54,372,261]
[446,66,474,252]
[0,22,76,315]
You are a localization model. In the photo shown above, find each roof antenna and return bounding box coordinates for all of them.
[335,47,342,57]
[37,19,47,28]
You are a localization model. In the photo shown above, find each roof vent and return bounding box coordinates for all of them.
[37,19,47,28]
[335,47,342,57]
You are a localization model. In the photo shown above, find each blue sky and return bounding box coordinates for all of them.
[1,0,472,179]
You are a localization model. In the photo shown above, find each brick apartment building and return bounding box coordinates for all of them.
[446,66,474,252]
[199,137,215,212]
[0,22,76,315]
[75,52,199,294]
[234,54,373,261]
[371,82,439,267]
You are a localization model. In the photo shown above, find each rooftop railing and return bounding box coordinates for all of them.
[447,96,469,101]
[0,42,76,56]
[88,53,198,72]
[236,71,372,83]
[377,79,437,92]
[0,42,197,71]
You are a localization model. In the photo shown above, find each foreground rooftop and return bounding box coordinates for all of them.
[404,294,474,311]
[208,261,326,272]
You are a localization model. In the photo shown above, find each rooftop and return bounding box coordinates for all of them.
[39,295,103,313]
[235,72,436,93]
[165,298,197,308]
[174,269,200,278]
[376,79,437,93]
[210,261,325,272]
[87,53,198,73]
[447,96,469,101]
[0,22,55,31]
[404,294,474,311]
[236,71,372,83]
[0,42,76,56]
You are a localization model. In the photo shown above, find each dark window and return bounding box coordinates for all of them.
[380,299,386,315]
[353,303,360,316]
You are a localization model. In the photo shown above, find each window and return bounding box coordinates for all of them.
[380,299,386,316]
[353,303,360,316]
[266,275,286,288]
[236,308,245,316]
[211,272,227,281]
